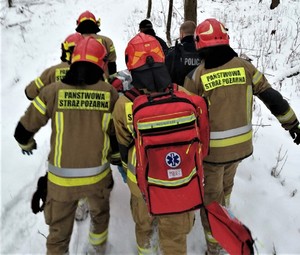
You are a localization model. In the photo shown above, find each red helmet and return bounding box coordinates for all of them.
[194,18,229,50]
[61,33,84,62]
[76,10,101,27]
[71,36,107,70]
[125,32,165,71]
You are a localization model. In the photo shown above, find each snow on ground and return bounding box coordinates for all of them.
[1,0,300,254]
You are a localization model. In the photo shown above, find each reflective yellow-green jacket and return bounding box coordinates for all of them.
[184,57,297,164]
[25,61,70,100]
[18,80,119,188]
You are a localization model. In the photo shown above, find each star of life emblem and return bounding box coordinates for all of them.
[166,152,182,179]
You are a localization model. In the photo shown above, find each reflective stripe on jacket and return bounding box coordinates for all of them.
[48,162,110,187]
[20,80,119,187]
[184,57,272,163]
[25,62,70,100]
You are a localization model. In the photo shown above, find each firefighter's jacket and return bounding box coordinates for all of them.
[184,57,298,164]
[25,62,70,100]
[84,34,117,77]
[15,80,119,196]
[112,85,193,197]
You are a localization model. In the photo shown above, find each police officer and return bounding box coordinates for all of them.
[165,20,201,85]
[14,37,119,255]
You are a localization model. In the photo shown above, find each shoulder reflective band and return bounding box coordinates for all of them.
[34,77,44,89]
[201,67,246,91]
[252,70,263,85]
[109,44,115,53]
[33,96,46,115]
[48,162,110,177]
[96,38,103,44]
[148,167,197,187]
[137,113,196,130]
[210,124,252,140]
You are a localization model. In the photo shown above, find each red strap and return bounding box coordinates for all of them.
[124,87,141,102]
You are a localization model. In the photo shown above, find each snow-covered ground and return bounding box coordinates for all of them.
[1,0,300,254]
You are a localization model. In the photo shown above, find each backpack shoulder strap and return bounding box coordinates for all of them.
[124,87,141,102]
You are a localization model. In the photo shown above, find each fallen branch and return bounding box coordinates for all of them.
[252,124,271,127]
[6,20,30,28]
[287,71,300,78]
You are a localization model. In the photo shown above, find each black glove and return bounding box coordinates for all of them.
[18,138,37,155]
[289,123,300,145]
[31,173,48,214]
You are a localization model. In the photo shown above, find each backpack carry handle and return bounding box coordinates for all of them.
[147,85,176,103]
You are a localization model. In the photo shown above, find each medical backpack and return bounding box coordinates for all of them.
[125,84,209,215]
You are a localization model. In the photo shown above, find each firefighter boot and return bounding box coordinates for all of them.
[75,197,89,221]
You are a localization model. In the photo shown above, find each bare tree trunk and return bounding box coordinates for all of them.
[270,0,280,9]
[166,0,173,46]
[184,0,197,23]
[147,0,152,18]
[8,0,13,7]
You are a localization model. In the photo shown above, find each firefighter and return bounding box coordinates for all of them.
[25,32,83,100]
[112,33,195,255]
[25,32,91,221]
[184,18,300,255]
[14,37,119,255]
[75,10,117,81]
[139,19,169,55]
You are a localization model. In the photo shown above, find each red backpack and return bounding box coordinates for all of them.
[125,84,209,215]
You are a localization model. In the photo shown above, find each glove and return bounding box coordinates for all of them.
[111,77,123,92]
[289,123,300,145]
[117,165,127,183]
[18,138,37,155]
[31,173,48,214]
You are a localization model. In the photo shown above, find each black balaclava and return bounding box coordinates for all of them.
[131,63,172,92]
[76,20,100,34]
[62,62,104,86]
[199,45,238,69]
